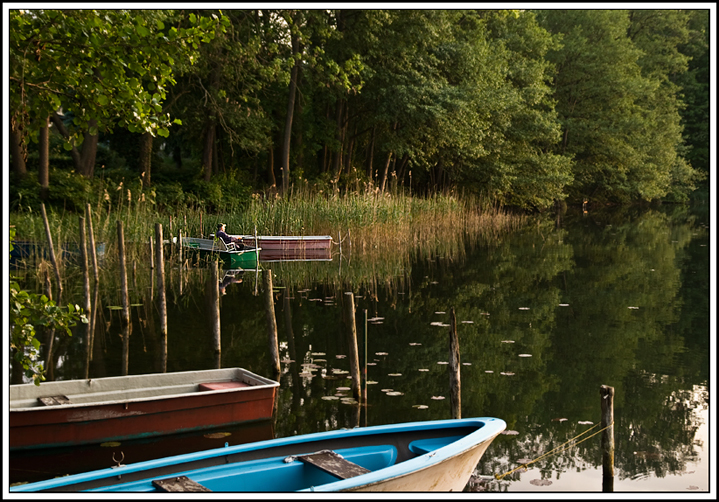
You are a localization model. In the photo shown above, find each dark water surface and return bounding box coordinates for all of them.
[7,203,711,494]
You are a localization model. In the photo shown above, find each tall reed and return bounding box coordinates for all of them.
[10,186,527,278]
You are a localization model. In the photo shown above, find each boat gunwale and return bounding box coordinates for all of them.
[9,417,506,493]
[10,368,279,412]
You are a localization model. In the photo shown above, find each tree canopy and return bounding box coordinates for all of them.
[8,8,709,210]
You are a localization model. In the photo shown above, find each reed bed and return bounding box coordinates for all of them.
[10,188,528,281]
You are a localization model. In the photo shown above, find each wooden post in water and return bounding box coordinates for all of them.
[601,385,615,492]
[449,308,461,419]
[40,203,62,299]
[210,261,221,367]
[363,308,368,408]
[85,205,99,359]
[149,235,154,269]
[117,221,130,326]
[117,221,131,376]
[85,205,99,283]
[344,292,361,402]
[79,217,92,379]
[178,230,183,268]
[263,270,281,377]
[155,223,168,344]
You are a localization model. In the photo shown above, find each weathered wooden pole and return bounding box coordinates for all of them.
[85,205,99,359]
[79,217,92,379]
[40,203,62,299]
[263,270,281,377]
[117,221,131,376]
[117,221,130,326]
[43,266,56,381]
[344,292,361,402]
[363,308,368,407]
[178,230,183,268]
[601,385,615,492]
[149,235,154,269]
[209,261,221,367]
[85,204,99,283]
[155,223,168,343]
[449,308,461,419]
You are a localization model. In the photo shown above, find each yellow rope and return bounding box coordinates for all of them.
[494,421,614,480]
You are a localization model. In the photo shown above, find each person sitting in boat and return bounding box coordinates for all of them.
[216,223,246,250]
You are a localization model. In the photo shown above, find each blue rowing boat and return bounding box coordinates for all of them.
[10,417,505,492]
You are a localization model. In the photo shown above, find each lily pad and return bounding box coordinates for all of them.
[413,405,429,410]
[418,368,429,372]
[321,396,339,401]
[431,396,445,400]
[386,391,404,396]
[388,373,402,377]
[518,354,532,358]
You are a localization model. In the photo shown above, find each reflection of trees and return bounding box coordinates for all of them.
[14,205,707,486]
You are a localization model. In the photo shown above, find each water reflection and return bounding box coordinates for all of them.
[8,205,709,491]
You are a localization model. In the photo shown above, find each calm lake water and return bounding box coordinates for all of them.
[7,202,712,495]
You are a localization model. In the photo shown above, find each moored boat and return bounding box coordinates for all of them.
[9,368,279,451]
[181,236,260,269]
[9,417,505,492]
[259,247,332,262]
[232,234,333,251]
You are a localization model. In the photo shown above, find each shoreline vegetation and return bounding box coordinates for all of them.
[9,189,528,280]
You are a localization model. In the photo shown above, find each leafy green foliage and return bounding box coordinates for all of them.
[9,228,88,385]
[9,9,227,149]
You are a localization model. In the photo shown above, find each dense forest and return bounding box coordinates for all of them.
[8,9,710,213]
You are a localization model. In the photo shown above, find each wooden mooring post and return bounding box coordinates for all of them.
[79,217,91,379]
[344,292,361,402]
[601,385,615,492]
[155,223,168,343]
[209,261,221,367]
[263,270,281,377]
[40,203,63,299]
[449,308,461,419]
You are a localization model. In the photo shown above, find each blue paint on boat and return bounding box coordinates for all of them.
[10,417,506,493]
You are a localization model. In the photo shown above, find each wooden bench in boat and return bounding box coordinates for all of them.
[297,450,371,479]
[37,395,72,406]
[142,445,396,492]
[152,476,212,492]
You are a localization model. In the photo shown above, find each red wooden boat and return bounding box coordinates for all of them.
[259,247,332,262]
[9,368,279,451]
[233,234,333,251]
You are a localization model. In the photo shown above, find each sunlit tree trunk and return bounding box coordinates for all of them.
[281,28,300,197]
[39,117,50,199]
[138,131,153,187]
[10,119,27,179]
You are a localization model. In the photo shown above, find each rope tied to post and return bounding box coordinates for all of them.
[494,420,614,480]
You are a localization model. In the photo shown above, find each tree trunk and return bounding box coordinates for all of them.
[50,113,97,178]
[396,153,409,187]
[39,117,50,200]
[202,120,216,182]
[366,125,375,181]
[10,119,27,179]
[379,151,393,193]
[282,29,301,197]
[78,120,99,178]
[267,146,276,188]
[138,131,153,188]
[332,100,345,182]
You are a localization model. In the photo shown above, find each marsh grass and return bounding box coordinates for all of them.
[10,187,527,283]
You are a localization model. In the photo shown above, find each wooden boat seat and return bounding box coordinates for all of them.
[37,395,72,406]
[297,450,371,479]
[198,381,250,391]
[152,476,211,492]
